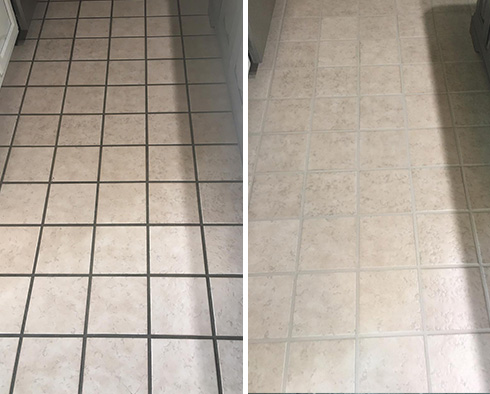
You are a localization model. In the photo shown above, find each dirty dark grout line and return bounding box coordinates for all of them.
[1,143,239,148]
[0,180,242,184]
[8,56,223,62]
[0,333,243,340]
[0,110,232,116]
[0,273,244,278]
[4,82,228,88]
[0,222,243,227]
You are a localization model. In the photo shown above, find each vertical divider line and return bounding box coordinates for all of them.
[174,2,223,392]
[7,0,84,392]
[77,0,114,391]
[396,10,433,393]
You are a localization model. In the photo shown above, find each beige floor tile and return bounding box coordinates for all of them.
[64,87,105,114]
[184,59,221,84]
[249,69,272,100]
[417,213,477,265]
[305,172,357,216]
[360,96,405,130]
[249,220,298,273]
[409,128,459,166]
[422,268,489,331]
[100,146,145,181]
[300,217,357,270]
[359,170,412,213]
[88,276,147,334]
[68,60,107,85]
[52,147,99,181]
[316,66,358,97]
[46,2,78,18]
[286,340,355,392]
[321,16,358,40]
[183,36,220,58]
[93,226,146,273]
[0,227,39,273]
[360,39,400,65]
[360,15,397,40]
[0,277,29,332]
[112,17,145,37]
[151,277,210,335]
[149,146,194,181]
[458,127,490,165]
[148,113,191,144]
[249,99,266,134]
[256,134,307,172]
[180,0,207,14]
[318,40,358,67]
[285,0,322,16]
[313,97,358,130]
[270,68,315,99]
[360,270,422,332]
[107,60,145,85]
[218,340,242,394]
[73,38,108,60]
[148,16,180,35]
[309,132,357,170]
[0,338,18,392]
[22,87,64,114]
[150,226,204,273]
[103,114,146,145]
[84,338,147,393]
[97,183,146,223]
[152,339,218,394]
[439,34,481,63]
[79,1,112,17]
[196,146,242,181]
[29,61,69,86]
[147,37,183,58]
[445,62,490,92]
[358,336,428,392]
[322,0,358,16]
[77,18,110,38]
[293,272,356,336]
[148,85,188,112]
[281,17,321,41]
[249,275,293,339]
[475,213,490,264]
[360,214,416,267]
[360,0,396,15]
[249,342,285,393]
[398,12,436,37]
[41,19,76,39]
[25,277,87,334]
[3,61,30,86]
[4,147,53,181]
[146,0,178,16]
[205,226,242,274]
[211,278,243,335]
[0,87,23,114]
[451,92,490,126]
[412,167,467,211]
[35,39,73,61]
[275,41,318,69]
[0,116,17,144]
[200,183,242,224]
[400,37,441,63]
[12,40,37,61]
[46,184,96,224]
[360,130,408,169]
[110,37,145,59]
[263,99,311,133]
[189,84,231,112]
[464,166,490,209]
[15,338,82,393]
[0,184,47,224]
[59,115,102,145]
[181,15,212,35]
[149,183,199,223]
[106,86,146,113]
[406,94,452,129]
[403,63,446,93]
[360,65,402,95]
[428,334,490,393]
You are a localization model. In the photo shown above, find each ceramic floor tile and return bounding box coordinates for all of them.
[112,17,145,37]
[281,17,321,41]
[110,37,145,59]
[360,96,405,130]
[64,87,105,114]
[22,87,65,114]
[318,40,358,67]
[3,61,30,86]
[73,38,109,60]
[316,66,358,97]
[148,59,185,84]
[360,65,402,95]
[107,60,145,85]
[183,36,220,58]
[451,92,490,126]
[205,226,243,274]
[4,147,54,181]
[52,147,100,181]
[103,114,147,145]
[475,213,490,264]
[148,85,188,112]
[256,134,307,172]
[0,184,48,224]
[196,145,242,181]
[270,68,315,99]
[148,16,180,35]
[0,277,30,332]
[360,0,396,15]
[149,183,199,223]
[68,60,107,86]
[79,1,111,17]
[0,227,39,273]
[59,115,102,145]
[409,128,459,166]
[100,146,146,181]
[312,97,358,131]
[464,166,490,209]
[211,278,243,336]
[285,0,322,17]
[46,184,96,224]
[458,127,490,165]
[263,99,311,133]
[0,338,17,392]
[360,130,409,169]
[403,63,446,94]
[148,146,195,181]
[322,0,358,16]
[360,15,397,40]
[0,116,16,144]
[97,183,146,223]
[321,16,358,39]
[106,86,146,113]
[398,12,436,37]
[200,183,242,224]
[360,39,400,65]
[309,132,357,170]
[218,340,243,394]
[248,342,285,393]
[406,94,453,129]
[275,41,318,69]
[113,0,144,16]
[29,61,69,85]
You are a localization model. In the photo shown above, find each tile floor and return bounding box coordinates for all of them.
[249,0,490,392]
[0,0,243,392]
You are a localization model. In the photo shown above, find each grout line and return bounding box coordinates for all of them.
[0,273,244,278]
[0,333,243,340]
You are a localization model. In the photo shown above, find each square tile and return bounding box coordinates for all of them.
[249,343,285,393]
[25,277,87,334]
[152,339,218,393]
[204,226,242,274]
[300,217,357,270]
[360,170,412,213]
[248,69,271,100]
[12,40,37,61]
[409,128,459,166]
[312,97,358,130]
[147,16,180,35]
[321,16,358,39]
[41,19,76,38]
[4,147,53,181]
[360,96,405,129]
[29,61,69,85]
[464,166,490,209]
[59,115,102,145]
[196,146,242,181]
[106,86,146,113]
[104,114,146,144]
[263,99,311,133]
[14,338,82,392]
[406,94,452,129]
[358,337,428,392]
[79,1,112,17]
[148,85,188,112]
[22,87,64,114]
[113,0,144,16]
[398,12,435,37]
[360,130,408,169]
[218,341,242,394]
[458,127,490,165]
[68,61,107,85]
[100,146,145,181]
[148,113,191,144]
[211,278,242,336]
[94,226,146,273]
[475,213,490,264]
[403,64,446,93]
[285,0,322,16]
[256,134,307,172]
[316,66,358,97]
[318,40,358,67]
[281,17,321,41]
[64,87,105,113]
[275,41,317,69]
[147,59,185,84]
[3,61,30,86]
[451,93,490,127]
[0,277,30,332]
[360,65,402,94]
[293,272,356,336]
[46,2,78,18]
[84,338,147,392]
[360,39,400,65]
[360,15,397,39]
[181,16,211,35]
[0,184,47,224]
[147,36,182,58]
[76,18,110,37]
[249,275,294,339]
[286,340,355,392]
[270,68,315,99]
[149,183,199,223]
[150,226,203,273]
[110,37,145,59]
[0,227,39,273]
[97,183,146,223]
[0,87,24,114]
[422,268,489,330]
[37,227,92,273]
[445,62,490,92]
[52,147,99,181]
[148,146,194,181]
[0,116,16,144]
[439,34,480,63]
[412,167,467,211]
[305,172,357,216]
[146,0,178,15]
[151,277,210,335]
[360,0,396,15]
[249,99,266,134]
[189,84,231,112]
[200,183,242,224]
[360,215,416,267]
[309,132,357,170]
[46,184,96,223]
[0,338,18,392]
[322,0,358,15]
[88,276,147,334]
[400,37,440,63]
[183,36,220,58]
[360,270,421,332]
[73,38,109,60]
[111,17,145,37]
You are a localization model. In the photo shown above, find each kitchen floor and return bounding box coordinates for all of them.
[0,0,243,392]
[249,0,490,392]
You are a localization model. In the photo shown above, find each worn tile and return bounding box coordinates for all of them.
[12,40,37,61]
[281,17,321,41]
[285,0,322,16]
[270,68,315,99]
[183,36,220,58]
[196,145,242,181]
[309,132,357,170]
[3,62,30,86]
[360,130,408,169]
[451,93,490,126]
[189,84,231,112]
[0,116,16,145]
[0,338,18,392]
[218,341,242,394]
[361,65,402,94]
[400,37,440,63]
[97,183,146,223]
[403,64,446,93]
[276,41,318,68]
[475,213,490,264]
[360,15,397,40]
[22,87,64,114]
[458,127,490,165]
[321,16,358,39]
[149,183,199,223]
[0,87,24,114]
